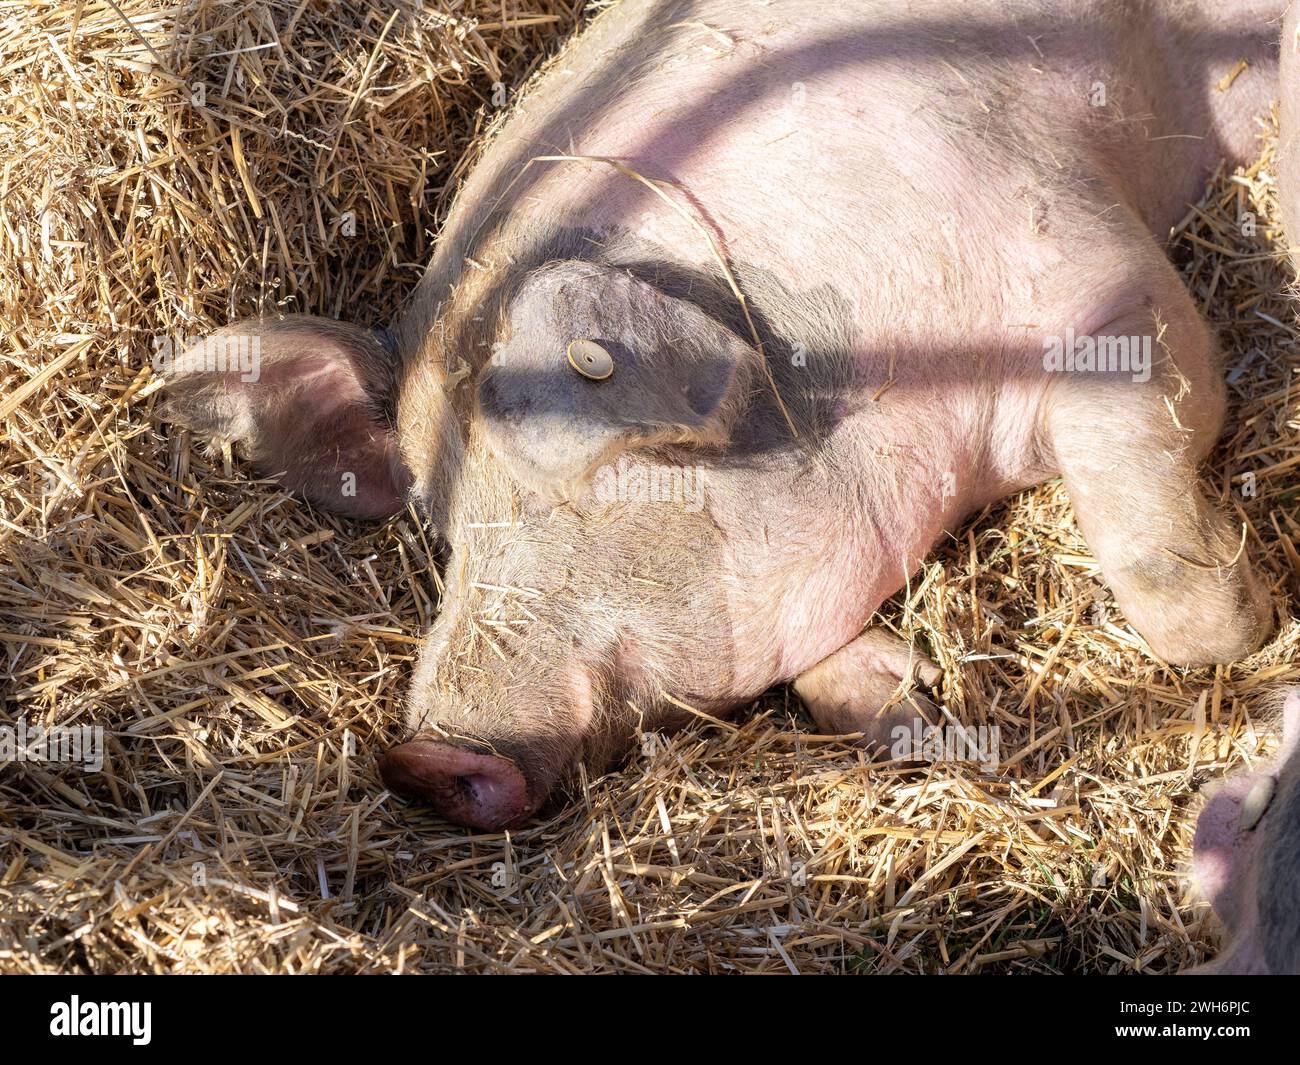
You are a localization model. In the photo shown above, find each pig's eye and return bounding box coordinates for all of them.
[567,338,614,381]
[1239,774,1277,832]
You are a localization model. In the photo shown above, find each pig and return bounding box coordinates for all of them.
[1191,691,1300,974]
[1188,0,1300,975]
[163,0,1282,830]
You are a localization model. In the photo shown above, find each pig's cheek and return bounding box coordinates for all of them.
[1193,773,1261,931]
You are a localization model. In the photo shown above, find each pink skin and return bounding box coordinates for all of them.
[1193,773,1268,949]
[385,0,1278,819]
[396,0,1279,688]
[1190,693,1300,974]
[167,0,1282,828]
[380,742,534,831]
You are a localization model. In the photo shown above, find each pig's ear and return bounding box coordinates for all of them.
[1279,689,1300,759]
[476,262,755,495]
[159,315,411,519]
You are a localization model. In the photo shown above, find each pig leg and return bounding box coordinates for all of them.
[1044,296,1272,666]
[794,628,941,753]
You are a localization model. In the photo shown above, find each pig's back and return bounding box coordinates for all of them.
[414,0,1276,345]
[399,0,1278,499]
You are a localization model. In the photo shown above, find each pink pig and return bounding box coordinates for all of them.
[1188,0,1300,975]
[1191,691,1300,974]
[165,0,1280,829]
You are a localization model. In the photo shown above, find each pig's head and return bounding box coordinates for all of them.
[1189,689,1300,974]
[162,258,767,829]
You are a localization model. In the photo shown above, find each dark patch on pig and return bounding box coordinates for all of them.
[594,228,865,449]
[454,219,858,439]
[477,258,760,494]
[393,211,866,527]
[1113,552,1187,596]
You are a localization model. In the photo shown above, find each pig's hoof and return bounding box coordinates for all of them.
[794,631,941,756]
[803,687,941,757]
[1119,552,1273,667]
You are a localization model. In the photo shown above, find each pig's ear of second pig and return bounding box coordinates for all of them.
[1280,690,1300,760]
[476,266,754,496]
[157,315,411,520]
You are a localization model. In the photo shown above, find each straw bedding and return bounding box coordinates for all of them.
[0,0,1297,974]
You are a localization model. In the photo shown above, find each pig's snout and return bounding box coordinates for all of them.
[379,738,537,830]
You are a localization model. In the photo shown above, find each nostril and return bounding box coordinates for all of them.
[379,738,534,831]
[450,772,483,806]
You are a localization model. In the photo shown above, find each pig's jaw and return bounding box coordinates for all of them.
[391,408,968,823]
[715,476,954,688]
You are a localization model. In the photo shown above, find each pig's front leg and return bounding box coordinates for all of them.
[1045,288,1273,666]
[793,628,941,753]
